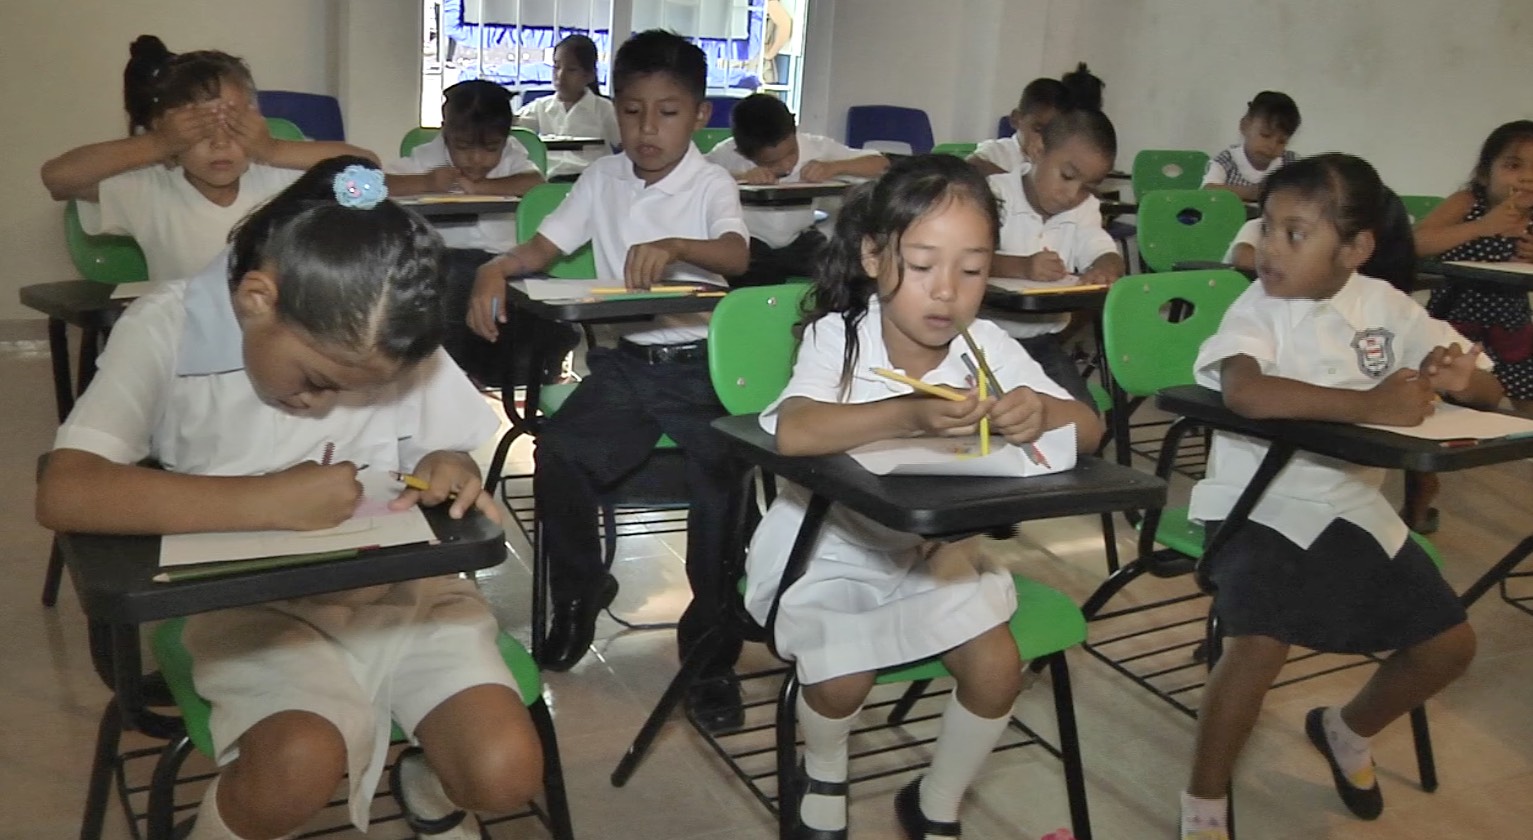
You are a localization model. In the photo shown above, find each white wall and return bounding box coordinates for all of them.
[0,0,334,321]
[336,0,422,159]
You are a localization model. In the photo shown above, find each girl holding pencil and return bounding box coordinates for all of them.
[745,155,1102,840]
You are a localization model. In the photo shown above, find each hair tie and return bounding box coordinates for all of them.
[333,164,388,209]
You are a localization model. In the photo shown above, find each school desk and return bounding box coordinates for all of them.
[395,194,523,225]
[609,412,1167,837]
[61,507,505,840]
[737,180,852,207]
[19,280,128,422]
[1422,259,1533,290]
[539,135,608,151]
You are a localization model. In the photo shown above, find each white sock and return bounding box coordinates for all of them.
[186,777,269,840]
[797,694,856,832]
[918,696,1009,824]
[398,750,462,820]
[1323,706,1376,788]
[1179,790,1228,839]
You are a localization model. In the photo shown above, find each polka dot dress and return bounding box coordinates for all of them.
[1426,185,1533,400]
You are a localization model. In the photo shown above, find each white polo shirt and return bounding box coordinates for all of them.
[515,90,622,178]
[971,136,1027,174]
[706,133,868,248]
[1223,218,1261,262]
[988,167,1118,338]
[78,163,301,283]
[386,134,540,254]
[1188,273,1491,555]
[537,144,749,344]
[54,255,499,483]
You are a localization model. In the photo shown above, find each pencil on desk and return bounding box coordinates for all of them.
[154,548,361,584]
[870,368,967,401]
[1020,284,1110,296]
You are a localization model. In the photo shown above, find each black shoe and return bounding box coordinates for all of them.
[687,671,745,733]
[783,760,849,840]
[894,777,961,838]
[1305,707,1383,820]
[540,574,618,672]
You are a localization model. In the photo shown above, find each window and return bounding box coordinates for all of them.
[420,0,809,127]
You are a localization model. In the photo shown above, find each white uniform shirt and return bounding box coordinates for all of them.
[1223,218,1261,263]
[537,144,749,344]
[972,135,1028,174]
[78,163,301,282]
[706,133,867,248]
[1201,143,1297,188]
[515,90,621,178]
[1188,273,1491,555]
[385,134,540,253]
[988,167,1118,338]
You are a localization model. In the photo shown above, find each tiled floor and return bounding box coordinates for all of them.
[4,323,1533,839]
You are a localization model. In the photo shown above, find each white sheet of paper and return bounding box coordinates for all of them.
[514,278,724,301]
[989,276,1081,292]
[1360,402,1533,440]
[1444,260,1533,276]
[158,505,435,568]
[848,423,1078,477]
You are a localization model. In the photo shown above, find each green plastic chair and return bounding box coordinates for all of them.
[149,617,573,837]
[705,284,1094,838]
[398,126,548,176]
[264,116,306,141]
[399,126,439,157]
[1131,149,1210,197]
[1136,189,1249,273]
[931,141,978,158]
[63,200,148,284]
[692,128,732,153]
[1400,194,1445,225]
[515,183,597,280]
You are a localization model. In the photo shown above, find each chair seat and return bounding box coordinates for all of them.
[1139,506,1204,559]
[538,382,678,448]
[152,617,544,758]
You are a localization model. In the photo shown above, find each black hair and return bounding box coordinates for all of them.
[1017,78,1068,117]
[805,155,1001,387]
[554,33,603,99]
[123,39,255,135]
[441,80,514,148]
[228,156,446,364]
[731,93,796,159]
[1041,108,1118,160]
[1245,91,1301,137]
[1360,187,1419,293]
[1259,153,1388,245]
[1060,62,1105,112]
[612,29,707,103]
[1470,120,1533,188]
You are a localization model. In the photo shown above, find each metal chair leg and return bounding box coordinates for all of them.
[79,702,122,840]
[530,698,577,840]
[611,629,724,787]
[776,672,802,840]
[145,735,197,840]
[1409,705,1438,793]
[1048,654,1092,840]
[42,537,65,607]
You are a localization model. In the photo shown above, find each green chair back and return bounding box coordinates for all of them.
[1400,194,1445,225]
[63,200,148,284]
[707,283,813,416]
[692,128,733,153]
[264,116,307,141]
[1102,269,1250,398]
[1136,189,1249,273]
[511,127,548,176]
[399,126,439,157]
[517,183,597,279]
[931,141,978,158]
[1132,149,1211,197]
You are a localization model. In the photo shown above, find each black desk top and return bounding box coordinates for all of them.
[19,280,129,325]
[1157,384,1533,473]
[504,280,723,323]
[738,182,851,207]
[983,281,1108,314]
[541,135,607,151]
[1421,260,1533,289]
[396,195,522,220]
[713,414,1166,537]
[61,508,506,624]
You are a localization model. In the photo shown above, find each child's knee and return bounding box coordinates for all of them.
[1423,621,1477,673]
[227,712,347,827]
[444,726,545,813]
[802,673,874,718]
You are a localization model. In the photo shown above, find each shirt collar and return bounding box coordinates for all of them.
[176,250,246,376]
[851,296,980,398]
[620,143,705,195]
[1281,271,1369,332]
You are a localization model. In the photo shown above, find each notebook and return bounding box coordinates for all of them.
[157,502,436,568]
[848,423,1078,477]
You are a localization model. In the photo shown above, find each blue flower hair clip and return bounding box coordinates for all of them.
[333,164,388,209]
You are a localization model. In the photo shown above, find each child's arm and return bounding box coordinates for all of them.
[37,449,363,535]
[965,155,1007,177]
[385,168,464,197]
[1414,190,1523,257]
[225,105,379,168]
[1421,343,1503,408]
[1078,251,1126,286]
[991,251,1068,282]
[1221,354,1437,425]
[774,394,991,457]
[626,233,750,288]
[463,170,545,197]
[732,166,780,185]
[41,133,184,202]
[799,154,889,183]
[387,450,500,522]
[467,235,565,342]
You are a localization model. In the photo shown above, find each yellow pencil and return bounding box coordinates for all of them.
[1020,284,1110,295]
[589,285,704,294]
[390,470,430,491]
[870,368,967,401]
[978,358,990,455]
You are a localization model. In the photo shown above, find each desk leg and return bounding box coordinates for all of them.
[79,701,123,840]
[47,317,74,422]
[1196,443,1294,588]
[1459,533,1533,608]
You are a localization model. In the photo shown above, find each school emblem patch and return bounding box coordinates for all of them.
[1351,328,1396,378]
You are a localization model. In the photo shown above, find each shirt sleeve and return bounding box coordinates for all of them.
[1393,287,1496,375]
[759,315,852,433]
[77,167,155,237]
[803,135,866,163]
[1223,218,1262,262]
[536,166,597,253]
[700,169,751,240]
[1067,207,1119,270]
[1201,157,1229,186]
[705,140,751,173]
[396,350,502,469]
[495,137,541,177]
[1193,288,1278,388]
[971,138,1006,166]
[53,292,180,464]
[977,319,1072,401]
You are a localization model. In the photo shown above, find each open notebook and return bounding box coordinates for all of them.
[1360,402,1533,441]
[158,498,436,568]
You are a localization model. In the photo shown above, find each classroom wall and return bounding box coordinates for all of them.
[0,0,335,322]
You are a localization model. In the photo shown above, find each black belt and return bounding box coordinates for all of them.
[618,339,708,364]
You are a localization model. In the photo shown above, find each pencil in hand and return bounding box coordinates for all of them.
[958,341,1050,468]
[390,470,430,491]
[870,368,968,401]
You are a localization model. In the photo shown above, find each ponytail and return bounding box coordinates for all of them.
[1060,62,1104,112]
[803,182,881,389]
[124,35,174,135]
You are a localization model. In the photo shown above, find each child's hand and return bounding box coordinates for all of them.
[468,257,515,342]
[625,239,678,289]
[1078,265,1120,287]
[223,102,277,162]
[390,451,501,522]
[154,103,220,156]
[799,160,837,182]
[1478,193,1532,238]
[1421,342,1482,395]
[1027,249,1069,282]
[1366,368,1437,426]
[987,386,1048,444]
[426,165,465,193]
[265,461,363,530]
[908,393,994,437]
[738,166,778,185]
